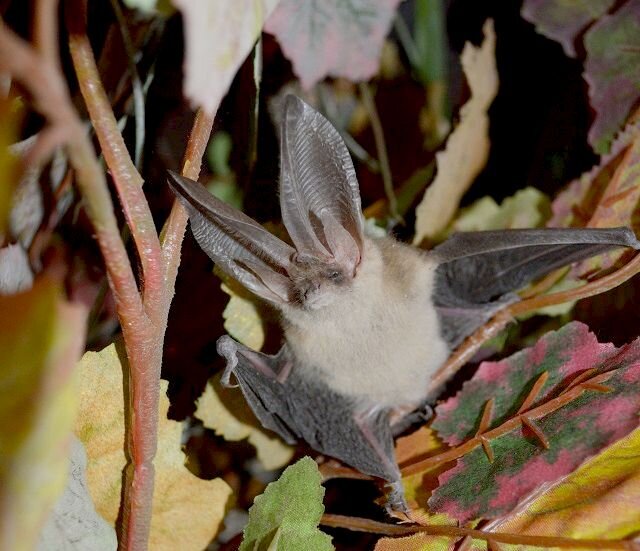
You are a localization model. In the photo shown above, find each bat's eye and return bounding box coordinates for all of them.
[327,270,344,283]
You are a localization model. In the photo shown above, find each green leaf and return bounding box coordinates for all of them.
[239,457,334,551]
[414,0,447,84]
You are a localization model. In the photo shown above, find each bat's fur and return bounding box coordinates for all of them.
[281,236,447,408]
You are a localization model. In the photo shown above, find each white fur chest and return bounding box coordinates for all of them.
[282,238,449,409]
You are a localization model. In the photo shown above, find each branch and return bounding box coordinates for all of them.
[430,250,640,389]
[66,2,164,321]
[320,514,635,549]
[159,108,215,322]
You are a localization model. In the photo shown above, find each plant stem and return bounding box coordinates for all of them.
[320,514,634,549]
[160,108,215,320]
[432,250,640,389]
[66,2,164,322]
[359,82,399,222]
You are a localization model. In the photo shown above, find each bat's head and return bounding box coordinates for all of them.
[167,95,365,313]
[288,255,350,310]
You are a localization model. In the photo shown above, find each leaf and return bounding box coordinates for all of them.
[413,19,498,244]
[486,427,640,544]
[449,187,550,233]
[74,344,232,551]
[521,0,614,57]
[37,437,117,551]
[174,0,279,115]
[0,278,87,551]
[0,97,20,237]
[220,281,265,351]
[195,375,294,471]
[584,1,640,154]
[239,457,333,551]
[264,0,402,89]
[429,322,640,523]
[548,125,640,278]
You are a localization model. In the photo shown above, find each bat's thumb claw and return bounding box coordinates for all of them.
[217,335,240,387]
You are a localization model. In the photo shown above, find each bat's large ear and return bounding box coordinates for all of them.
[167,172,295,305]
[279,95,364,274]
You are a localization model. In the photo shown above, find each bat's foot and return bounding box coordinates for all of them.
[391,403,434,436]
[384,480,409,514]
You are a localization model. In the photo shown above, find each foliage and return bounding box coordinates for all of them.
[0,279,86,551]
[522,0,640,153]
[430,322,640,522]
[239,457,333,551]
[1,0,640,549]
[413,19,498,244]
[264,0,402,89]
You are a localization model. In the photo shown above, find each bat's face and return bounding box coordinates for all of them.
[289,255,351,310]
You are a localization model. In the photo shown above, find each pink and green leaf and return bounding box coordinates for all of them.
[429,322,640,523]
[264,0,402,89]
[521,0,614,57]
[432,322,614,445]
[584,1,640,154]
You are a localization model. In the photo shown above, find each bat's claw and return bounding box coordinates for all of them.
[384,480,409,514]
[217,335,240,387]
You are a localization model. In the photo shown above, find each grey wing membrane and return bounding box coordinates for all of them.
[217,336,400,485]
[432,227,640,348]
[167,172,295,305]
[280,96,364,274]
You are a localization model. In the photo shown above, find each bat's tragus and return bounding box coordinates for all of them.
[168,94,640,512]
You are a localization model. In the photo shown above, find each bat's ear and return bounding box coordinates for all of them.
[167,171,295,305]
[279,95,364,275]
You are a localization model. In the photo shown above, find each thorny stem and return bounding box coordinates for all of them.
[320,514,635,549]
[401,368,614,476]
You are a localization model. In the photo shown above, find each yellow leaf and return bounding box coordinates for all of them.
[413,19,498,244]
[221,282,265,350]
[487,426,640,547]
[0,97,21,236]
[0,278,87,551]
[195,375,294,471]
[75,344,232,551]
[449,187,551,233]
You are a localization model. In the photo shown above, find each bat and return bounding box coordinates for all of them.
[168,95,640,510]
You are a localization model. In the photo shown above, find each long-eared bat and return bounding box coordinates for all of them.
[168,95,640,509]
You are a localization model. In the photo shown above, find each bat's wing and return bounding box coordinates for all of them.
[279,95,364,276]
[167,172,295,305]
[217,336,402,496]
[432,227,640,348]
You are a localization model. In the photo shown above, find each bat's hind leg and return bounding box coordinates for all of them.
[353,406,408,512]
